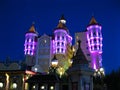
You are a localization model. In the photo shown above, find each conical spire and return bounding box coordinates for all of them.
[56,15,69,33]
[29,23,36,33]
[89,16,98,25]
[72,40,88,65]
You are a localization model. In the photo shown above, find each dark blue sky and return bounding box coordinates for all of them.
[0,0,120,73]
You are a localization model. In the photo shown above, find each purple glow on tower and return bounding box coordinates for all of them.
[54,29,72,54]
[54,29,67,54]
[87,25,102,54]
[24,33,38,56]
[87,24,103,70]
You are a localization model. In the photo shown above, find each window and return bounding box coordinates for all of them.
[99,46,101,50]
[98,32,100,36]
[94,39,96,42]
[62,36,64,40]
[90,40,92,44]
[86,47,88,50]
[31,45,32,48]
[91,47,93,50]
[94,45,97,50]
[62,42,64,46]
[57,36,60,40]
[86,41,88,43]
[27,38,29,42]
[31,39,33,42]
[99,39,100,43]
[57,48,59,52]
[57,42,60,46]
[93,32,96,36]
[61,48,63,52]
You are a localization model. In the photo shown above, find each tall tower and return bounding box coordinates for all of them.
[52,15,73,75]
[53,15,72,58]
[24,24,38,68]
[86,16,103,70]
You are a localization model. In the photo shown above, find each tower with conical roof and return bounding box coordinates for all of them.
[24,23,38,68]
[86,16,103,70]
[67,40,94,90]
[53,15,72,56]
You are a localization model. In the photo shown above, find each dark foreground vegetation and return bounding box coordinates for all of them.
[94,68,120,90]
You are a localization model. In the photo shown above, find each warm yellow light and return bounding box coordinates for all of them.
[33,85,35,89]
[100,68,104,72]
[41,86,45,89]
[72,47,75,52]
[13,83,17,89]
[50,86,54,90]
[26,76,29,79]
[51,61,58,67]
[6,73,9,90]
[0,82,3,88]
[57,67,65,77]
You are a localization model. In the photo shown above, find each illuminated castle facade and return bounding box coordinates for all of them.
[75,16,103,70]
[24,16,103,73]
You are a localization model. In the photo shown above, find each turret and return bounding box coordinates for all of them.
[86,16,103,70]
[87,16,102,53]
[24,24,38,68]
[53,15,72,55]
[24,24,38,56]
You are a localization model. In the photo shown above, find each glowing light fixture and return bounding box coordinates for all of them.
[34,68,38,72]
[50,86,54,90]
[0,82,3,88]
[33,85,35,89]
[13,83,17,89]
[41,86,45,89]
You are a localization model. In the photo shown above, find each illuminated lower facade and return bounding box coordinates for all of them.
[0,70,36,90]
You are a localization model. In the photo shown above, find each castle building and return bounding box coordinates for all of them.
[24,16,103,73]
[0,15,104,90]
[24,16,73,73]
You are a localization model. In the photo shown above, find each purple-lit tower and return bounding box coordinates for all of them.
[86,16,103,70]
[24,24,38,67]
[53,15,72,58]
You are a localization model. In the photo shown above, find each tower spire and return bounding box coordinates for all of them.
[56,15,69,33]
[89,16,98,25]
[29,22,36,33]
[57,15,66,27]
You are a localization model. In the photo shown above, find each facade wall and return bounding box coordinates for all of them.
[37,34,52,72]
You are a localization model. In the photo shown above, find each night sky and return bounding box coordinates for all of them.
[0,0,120,73]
